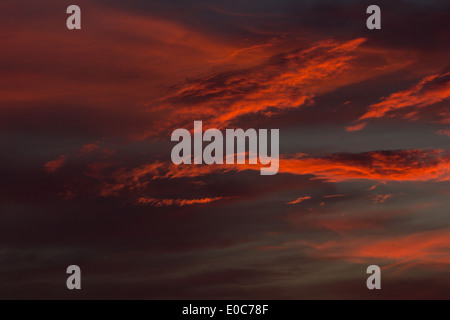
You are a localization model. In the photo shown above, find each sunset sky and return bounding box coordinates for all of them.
[1,0,450,299]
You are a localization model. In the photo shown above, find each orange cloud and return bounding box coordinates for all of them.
[137,196,223,207]
[0,4,255,124]
[276,150,450,182]
[92,161,234,197]
[371,194,393,204]
[287,196,312,205]
[152,38,368,132]
[89,149,450,199]
[301,228,450,266]
[438,112,450,124]
[345,122,368,132]
[350,70,450,130]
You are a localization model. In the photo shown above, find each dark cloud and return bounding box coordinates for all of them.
[1,0,450,299]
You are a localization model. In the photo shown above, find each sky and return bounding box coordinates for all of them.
[0,0,450,299]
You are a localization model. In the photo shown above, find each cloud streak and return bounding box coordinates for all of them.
[301,228,450,266]
[348,69,450,131]
[152,38,367,133]
[136,196,224,207]
[287,196,312,205]
[63,149,450,201]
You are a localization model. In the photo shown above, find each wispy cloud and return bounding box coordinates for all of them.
[137,196,224,207]
[287,196,311,205]
[301,228,450,266]
[57,149,450,201]
[151,38,367,134]
[371,194,393,204]
[43,154,68,173]
[349,70,450,131]
[436,129,450,137]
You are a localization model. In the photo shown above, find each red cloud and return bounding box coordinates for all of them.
[345,122,368,132]
[136,196,223,207]
[371,194,393,204]
[275,149,450,182]
[43,154,68,173]
[436,129,450,137]
[287,196,312,205]
[349,70,450,131]
[87,149,449,200]
[152,38,368,133]
[301,228,450,266]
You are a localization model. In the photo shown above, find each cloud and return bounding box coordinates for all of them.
[151,38,367,133]
[371,194,393,204]
[301,228,450,266]
[43,155,68,173]
[349,69,450,130]
[78,143,100,155]
[345,122,368,132]
[61,149,450,201]
[5,0,450,300]
[287,196,312,205]
[279,149,450,182]
[136,196,224,207]
[436,129,450,137]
